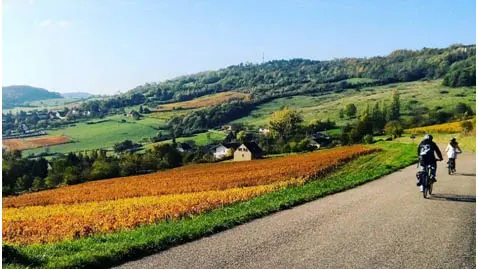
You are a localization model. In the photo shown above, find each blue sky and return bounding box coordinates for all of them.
[2,0,476,94]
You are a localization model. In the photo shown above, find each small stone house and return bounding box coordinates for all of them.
[233,142,263,162]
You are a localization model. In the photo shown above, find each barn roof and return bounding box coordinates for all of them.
[242,142,263,154]
[210,142,241,151]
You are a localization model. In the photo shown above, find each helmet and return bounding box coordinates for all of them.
[424,134,433,141]
[450,137,456,142]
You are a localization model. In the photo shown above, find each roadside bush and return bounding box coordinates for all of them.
[384,121,404,139]
[45,173,63,188]
[364,134,374,144]
[90,159,120,180]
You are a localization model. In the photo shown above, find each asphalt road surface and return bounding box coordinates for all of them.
[116,151,476,269]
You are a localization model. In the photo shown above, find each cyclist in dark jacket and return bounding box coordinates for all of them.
[416,134,443,191]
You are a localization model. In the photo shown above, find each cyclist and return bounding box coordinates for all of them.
[416,134,443,192]
[445,137,462,172]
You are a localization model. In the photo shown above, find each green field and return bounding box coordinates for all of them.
[395,132,476,153]
[2,98,92,114]
[3,142,417,269]
[232,80,475,128]
[23,114,166,156]
[21,110,226,156]
[13,80,476,156]
[146,129,227,151]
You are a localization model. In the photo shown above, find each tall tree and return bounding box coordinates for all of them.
[384,121,404,139]
[371,102,386,133]
[344,104,357,118]
[269,107,303,140]
[390,89,401,121]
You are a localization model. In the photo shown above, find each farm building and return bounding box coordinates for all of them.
[310,132,332,148]
[259,128,271,135]
[309,138,321,149]
[233,142,263,161]
[221,125,232,131]
[222,131,236,143]
[55,111,67,120]
[37,111,49,120]
[210,142,240,159]
[176,142,194,153]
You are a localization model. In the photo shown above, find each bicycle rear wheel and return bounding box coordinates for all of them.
[428,182,433,196]
[422,177,428,198]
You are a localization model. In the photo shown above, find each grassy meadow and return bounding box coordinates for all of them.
[22,111,227,156]
[156,92,250,111]
[23,114,164,156]
[11,79,476,157]
[2,98,94,114]
[146,129,227,150]
[232,80,475,128]
[395,132,476,153]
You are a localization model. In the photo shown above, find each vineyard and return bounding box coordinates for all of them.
[2,135,70,151]
[3,145,377,245]
[156,92,250,111]
[407,119,475,134]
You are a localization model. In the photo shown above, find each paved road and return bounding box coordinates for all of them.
[116,152,476,269]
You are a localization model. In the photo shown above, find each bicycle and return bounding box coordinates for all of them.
[421,164,434,198]
[418,158,440,199]
[447,151,461,175]
[448,158,456,175]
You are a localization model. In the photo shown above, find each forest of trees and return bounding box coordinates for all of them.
[442,55,476,87]
[339,90,475,145]
[136,44,475,135]
[128,44,475,103]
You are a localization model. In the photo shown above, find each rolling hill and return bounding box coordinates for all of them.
[60,92,92,99]
[2,85,63,108]
[119,44,475,136]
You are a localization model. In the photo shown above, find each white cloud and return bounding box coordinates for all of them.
[58,20,71,29]
[38,19,52,28]
[4,0,34,7]
[36,19,71,29]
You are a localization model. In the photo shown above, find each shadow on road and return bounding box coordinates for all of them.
[454,173,476,177]
[429,194,476,203]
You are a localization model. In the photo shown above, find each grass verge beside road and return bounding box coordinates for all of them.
[3,142,416,269]
[395,133,476,152]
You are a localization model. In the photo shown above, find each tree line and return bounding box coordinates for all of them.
[3,143,198,195]
[339,89,475,145]
[129,44,474,104]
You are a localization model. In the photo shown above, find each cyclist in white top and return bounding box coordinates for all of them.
[445,137,462,171]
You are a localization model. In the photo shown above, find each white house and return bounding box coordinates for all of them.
[259,128,271,135]
[210,143,240,159]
